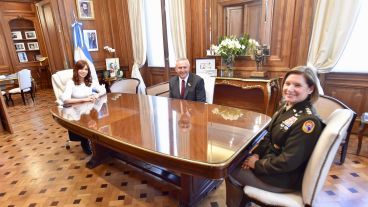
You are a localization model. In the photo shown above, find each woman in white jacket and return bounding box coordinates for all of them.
[61,60,106,154]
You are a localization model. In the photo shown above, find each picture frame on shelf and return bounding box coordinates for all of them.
[24,31,37,39]
[76,0,95,20]
[11,31,22,40]
[17,52,28,63]
[195,58,217,77]
[27,42,39,51]
[105,58,119,78]
[14,43,26,51]
[35,54,43,61]
[83,30,98,51]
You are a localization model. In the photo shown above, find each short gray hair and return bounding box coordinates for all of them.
[175,58,190,67]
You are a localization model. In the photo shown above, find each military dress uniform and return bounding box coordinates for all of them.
[226,99,324,207]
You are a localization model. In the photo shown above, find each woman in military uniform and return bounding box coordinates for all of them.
[226,66,324,207]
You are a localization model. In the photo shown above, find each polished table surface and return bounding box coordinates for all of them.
[51,93,271,205]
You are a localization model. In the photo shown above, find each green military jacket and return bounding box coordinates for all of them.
[252,99,324,190]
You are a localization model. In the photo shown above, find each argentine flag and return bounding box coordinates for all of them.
[72,21,98,83]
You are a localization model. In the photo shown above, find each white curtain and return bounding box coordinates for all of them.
[128,0,147,94]
[307,0,362,94]
[166,0,187,59]
[308,0,362,72]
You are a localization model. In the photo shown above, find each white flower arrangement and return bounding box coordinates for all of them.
[247,39,260,56]
[210,34,250,67]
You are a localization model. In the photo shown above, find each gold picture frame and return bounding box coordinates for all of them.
[76,0,95,20]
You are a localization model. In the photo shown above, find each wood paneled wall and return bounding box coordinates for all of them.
[204,0,315,77]
[324,73,368,118]
[35,0,134,76]
[0,10,12,73]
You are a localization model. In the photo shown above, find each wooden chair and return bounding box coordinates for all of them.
[110,78,140,94]
[8,69,34,105]
[313,95,357,164]
[242,109,355,207]
[1,91,9,106]
[145,81,169,96]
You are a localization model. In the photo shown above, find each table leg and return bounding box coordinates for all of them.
[86,141,110,168]
[179,174,223,207]
[356,123,366,155]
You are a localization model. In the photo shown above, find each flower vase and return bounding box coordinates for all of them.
[222,56,235,77]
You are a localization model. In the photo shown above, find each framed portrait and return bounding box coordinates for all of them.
[195,58,217,77]
[24,31,37,39]
[83,30,98,51]
[27,42,39,51]
[14,43,26,51]
[17,52,28,63]
[105,58,120,77]
[11,31,22,40]
[76,0,95,20]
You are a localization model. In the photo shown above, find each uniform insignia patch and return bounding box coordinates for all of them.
[302,120,315,133]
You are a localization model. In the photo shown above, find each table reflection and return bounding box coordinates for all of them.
[60,95,108,121]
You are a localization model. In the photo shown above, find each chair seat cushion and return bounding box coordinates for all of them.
[244,186,304,207]
[9,87,31,94]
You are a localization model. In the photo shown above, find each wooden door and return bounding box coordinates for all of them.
[36,0,72,73]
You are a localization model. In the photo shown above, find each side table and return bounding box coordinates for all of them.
[357,112,368,155]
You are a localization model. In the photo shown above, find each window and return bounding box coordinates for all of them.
[333,1,368,73]
[143,0,176,68]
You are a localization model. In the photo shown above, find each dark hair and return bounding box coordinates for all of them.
[73,60,92,87]
[282,66,320,103]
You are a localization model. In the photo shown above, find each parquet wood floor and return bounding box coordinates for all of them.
[0,89,367,207]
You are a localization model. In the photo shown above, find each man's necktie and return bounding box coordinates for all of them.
[180,80,185,99]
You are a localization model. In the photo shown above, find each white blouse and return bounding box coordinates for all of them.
[60,80,106,102]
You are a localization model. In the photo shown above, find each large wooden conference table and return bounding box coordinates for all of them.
[51,93,271,206]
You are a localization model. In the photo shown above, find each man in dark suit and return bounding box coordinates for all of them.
[169,58,206,102]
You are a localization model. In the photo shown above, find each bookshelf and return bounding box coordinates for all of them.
[9,18,42,63]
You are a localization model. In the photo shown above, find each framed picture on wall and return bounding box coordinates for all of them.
[11,31,22,40]
[24,31,37,39]
[27,42,39,51]
[14,43,26,51]
[83,30,98,51]
[76,0,95,20]
[17,52,28,63]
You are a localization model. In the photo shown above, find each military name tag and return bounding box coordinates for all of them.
[302,120,315,133]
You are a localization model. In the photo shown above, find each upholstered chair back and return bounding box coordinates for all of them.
[110,78,140,94]
[313,95,357,164]
[146,81,169,96]
[18,69,32,90]
[302,109,354,206]
[51,69,73,105]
